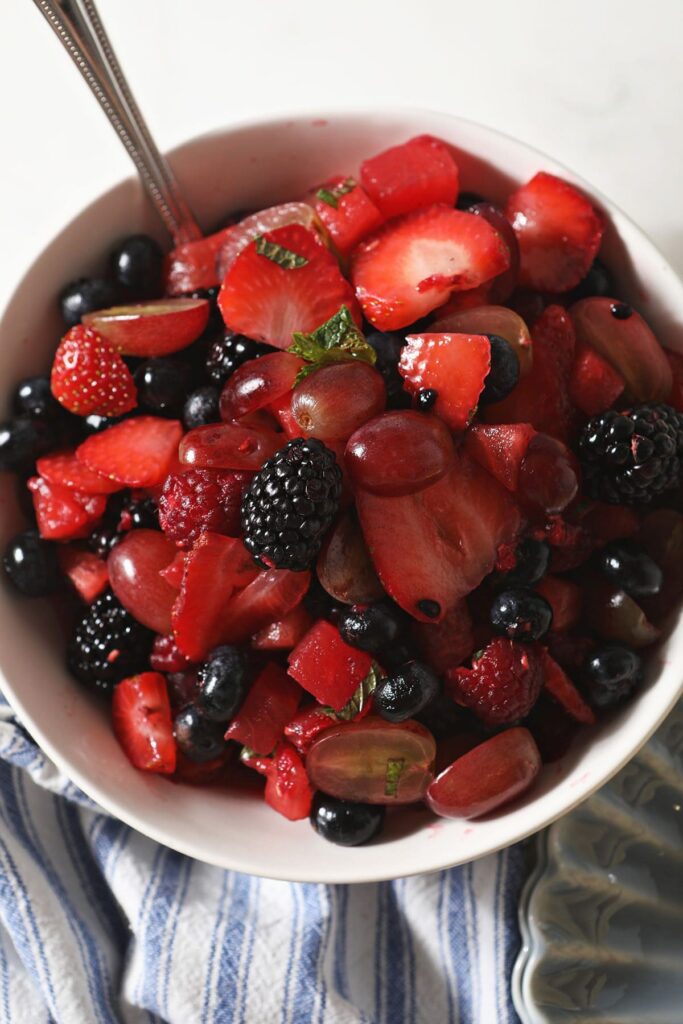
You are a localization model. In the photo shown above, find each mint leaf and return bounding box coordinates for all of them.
[289,305,377,385]
[254,235,308,269]
[384,758,406,798]
[320,663,381,722]
[315,178,356,209]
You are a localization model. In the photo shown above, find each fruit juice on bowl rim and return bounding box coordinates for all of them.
[0,110,682,883]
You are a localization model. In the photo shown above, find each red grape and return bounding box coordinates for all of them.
[219,352,304,422]
[517,433,579,516]
[107,529,178,633]
[345,410,454,496]
[432,304,532,376]
[291,362,386,441]
[180,423,281,471]
[317,508,385,604]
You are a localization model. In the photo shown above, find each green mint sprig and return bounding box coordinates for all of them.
[289,305,377,385]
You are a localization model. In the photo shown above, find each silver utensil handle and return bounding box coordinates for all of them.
[32,0,203,246]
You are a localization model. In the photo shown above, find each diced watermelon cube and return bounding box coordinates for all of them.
[264,742,314,820]
[224,663,302,754]
[360,135,459,219]
[288,619,374,711]
[57,546,109,603]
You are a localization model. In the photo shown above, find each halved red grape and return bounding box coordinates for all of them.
[306,717,436,804]
[469,202,520,303]
[316,508,385,604]
[426,727,540,819]
[291,363,386,442]
[83,298,209,356]
[215,203,323,279]
[179,423,281,471]
[584,578,661,648]
[219,352,304,422]
[570,298,672,401]
[108,529,178,633]
[517,433,579,516]
[432,304,532,376]
[345,410,454,496]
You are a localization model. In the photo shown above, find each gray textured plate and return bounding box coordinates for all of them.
[513,700,683,1024]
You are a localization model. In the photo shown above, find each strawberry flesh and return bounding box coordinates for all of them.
[37,449,123,495]
[77,417,183,488]
[464,422,537,491]
[360,135,459,219]
[264,742,313,820]
[224,663,302,754]
[57,546,109,603]
[28,476,106,541]
[112,672,176,774]
[313,177,384,254]
[288,619,374,711]
[399,333,491,431]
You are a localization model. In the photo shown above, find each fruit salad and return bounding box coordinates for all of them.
[3,134,683,848]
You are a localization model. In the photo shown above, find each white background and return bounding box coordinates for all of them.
[1,0,682,305]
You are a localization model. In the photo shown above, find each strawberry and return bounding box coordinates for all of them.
[225,663,302,754]
[251,604,313,650]
[264,742,314,820]
[218,224,361,349]
[164,225,236,295]
[360,135,459,219]
[569,344,625,416]
[57,546,109,603]
[76,417,183,488]
[506,172,604,292]
[284,706,340,754]
[464,423,537,491]
[356,452,521,622]
[445,638,544,727]
[288,619,374,711]
[540,649,596,724]
[28,476,106,541]
[217,569,311,646]
[351,205,510,331]
[399,333,491,431]
[50,325,137,417]
[37,449,123,495]
[411,600,475,674]
[172,534,259,660]
[313,177,384,255]
[535,576,582,632]
[112,672,176,774]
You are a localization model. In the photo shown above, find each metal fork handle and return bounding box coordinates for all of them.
[32,0,202,245]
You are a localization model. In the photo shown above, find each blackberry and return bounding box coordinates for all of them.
[579,403,683,504]
[241,438,342,571]
[205,332,273,384]
[67,590,154,694]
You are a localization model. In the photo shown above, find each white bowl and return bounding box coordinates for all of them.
[1,110,682,883]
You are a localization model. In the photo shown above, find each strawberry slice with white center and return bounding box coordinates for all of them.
[76,416,183,488]
[351,205,510,331]
[37,449,123,495]
[112,672,176,773]
[399,332,491,431]
[218,224,361,349]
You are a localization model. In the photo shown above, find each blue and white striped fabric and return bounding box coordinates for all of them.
[0,695,526,1024]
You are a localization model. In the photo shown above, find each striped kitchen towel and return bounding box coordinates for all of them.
[0,696,526,1024]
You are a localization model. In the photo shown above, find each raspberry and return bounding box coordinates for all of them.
[158,468,252,546]
[445,637,543,726]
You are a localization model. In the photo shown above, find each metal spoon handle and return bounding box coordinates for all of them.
[32,0,202,245]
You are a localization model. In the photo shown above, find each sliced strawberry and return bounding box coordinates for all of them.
[224,663,302,754]
[57,546,109,603]
[288,619,374,711]
[28,476,106,541]
[351,205,510,330]
[159,550,187,588]
[541,649,596,725]
[356,452,521,621]
[50,325,137,417]
[313,177,384,255]
[464,423,537,491]
[218,224,360,349]
[83,298,209,357]
[172,533,259,660]
[569,344,625,417]
[217,568,311,645]
[411,600,475,674]
[536,576,582,632]
[284,706,338,754]
[77,417,183,488]
[360,135,459,219]
[264,742,314,820]
[164,225,237,295]
[506,172,604,292]
[150,633,193,673]
[399,333,490,430]
[37,450,123,495]
[483,305,577,442]
[667,350,683,412]
[112,672,176,773]
[251,604,313,650]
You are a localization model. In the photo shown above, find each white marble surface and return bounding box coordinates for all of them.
[1,0,682,308]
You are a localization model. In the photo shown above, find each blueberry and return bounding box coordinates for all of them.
[206,333,272,385]
[610,302,633,320]
[597,540,663,597]
[197,646,248,721]
[12,377,61,421]
[122,496,159,531]
[110,234,163,298]
[0,418,52,471]
[374,661,440,722]
[173,705,226,762]
[583,644,643,708]
[134,359,188,413]
[568,258,614,302]
[490,587,553,641]
[81,413,123,435]
[502,538,551,587]
[309,792,385,846]
[303,577,343,622]
[480,334,520,405]
[337,600,406,654]
[415,388,438,412]
[366,330,411,409]
[3,530,62,597]
[59,277,118,328]
[456,191,486,211]
[183,385,220,429]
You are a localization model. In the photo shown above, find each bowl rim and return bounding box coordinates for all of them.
[2,105,683,883]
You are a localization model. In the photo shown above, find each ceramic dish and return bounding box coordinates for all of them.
[513,697,683,1023]
[1,110,682,883]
